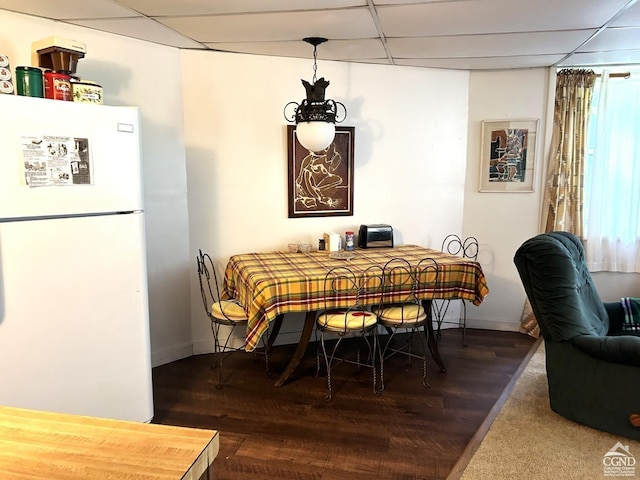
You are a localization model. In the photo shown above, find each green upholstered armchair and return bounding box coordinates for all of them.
[514,231,640,440]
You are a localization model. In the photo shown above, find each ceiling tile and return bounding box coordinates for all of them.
[1,0,639,70]
[610,1,640,27]
[396,54,567,70]
[559,49,640,67]
[207,39,387,61]
[70,17,205,48]
[578,27,640,52]
[118,0,365,16]
[0,0,138,19]
[388,30,597,59]
[157,9,377,43]
[373,0,443,4]
[377,0,631,37]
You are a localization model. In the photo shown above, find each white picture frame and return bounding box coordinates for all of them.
[479,119,539,193]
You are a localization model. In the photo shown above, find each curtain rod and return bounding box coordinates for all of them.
[596,72,631,78]
[558,68,631,79]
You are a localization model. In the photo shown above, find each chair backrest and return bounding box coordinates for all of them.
[513,231,609,342]
[322,265,384,331]
[382,257,416,303]
[377,257,438,325]
[442,234,478,261]
[414,257,439,299]
[197,249,223,319]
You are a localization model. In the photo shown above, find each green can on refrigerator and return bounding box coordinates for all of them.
[15,66,43,98]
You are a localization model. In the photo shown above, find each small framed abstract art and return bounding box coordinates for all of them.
[287,125,355,218]
[479,119,539,193]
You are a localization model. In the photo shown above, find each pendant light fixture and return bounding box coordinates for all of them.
[284,37,347,153]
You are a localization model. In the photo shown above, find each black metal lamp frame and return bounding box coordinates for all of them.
[284,37,347,125]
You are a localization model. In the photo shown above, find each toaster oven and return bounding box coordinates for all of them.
[358,224,393,248]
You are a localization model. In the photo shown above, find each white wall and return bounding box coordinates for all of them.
[181,50,471,352]
[465,68,640,328]
[593,272,640,301]
[464,68,553,331]
[0,10,192,366]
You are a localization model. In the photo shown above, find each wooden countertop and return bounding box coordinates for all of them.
[0,406,219,479]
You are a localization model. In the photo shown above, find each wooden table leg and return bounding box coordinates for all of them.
[266,314,284,351]
[273,311,316,387]
[423,300,447,372]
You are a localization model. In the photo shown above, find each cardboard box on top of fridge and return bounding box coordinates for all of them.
[323,232,341,252]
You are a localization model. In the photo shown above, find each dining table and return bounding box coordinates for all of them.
[223,244,489,387]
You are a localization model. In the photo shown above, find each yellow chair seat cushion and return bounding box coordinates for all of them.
[375,304,426,324]
[211,300,247,322]
[317,310,378,331]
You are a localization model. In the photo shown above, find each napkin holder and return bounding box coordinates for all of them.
[323,232,341,252]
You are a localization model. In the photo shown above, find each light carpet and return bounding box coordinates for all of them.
[452,340,640,480]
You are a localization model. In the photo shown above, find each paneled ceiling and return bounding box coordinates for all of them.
[1,0,640,70]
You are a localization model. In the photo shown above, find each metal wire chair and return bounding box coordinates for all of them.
[376,257,439,390]
[197,249,268,388]
[432,234,478,346]
[315,265,384,401]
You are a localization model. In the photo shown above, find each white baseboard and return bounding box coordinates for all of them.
[151,342,193,367]
[191,331,303,355]
[184,318,521,363]
[191,339,214,355]
[464,318,520,332]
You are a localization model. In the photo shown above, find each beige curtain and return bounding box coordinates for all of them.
[543,69,596,235]
[519,68,597,337]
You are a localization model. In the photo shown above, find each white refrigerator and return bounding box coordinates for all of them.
[0,94,153,422]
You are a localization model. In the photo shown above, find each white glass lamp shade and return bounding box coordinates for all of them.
[295,121,335,152]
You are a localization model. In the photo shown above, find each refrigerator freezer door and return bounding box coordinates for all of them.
[0,213,153,422]
[0,95,143,220]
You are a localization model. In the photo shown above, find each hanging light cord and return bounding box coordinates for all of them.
[312,43,318,84]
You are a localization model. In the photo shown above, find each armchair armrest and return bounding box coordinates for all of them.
[605,301,625,334]
[571,334,640,367]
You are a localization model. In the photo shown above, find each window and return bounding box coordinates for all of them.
[584,69,640,273]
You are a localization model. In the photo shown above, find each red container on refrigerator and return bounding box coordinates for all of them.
[44,70,72,101]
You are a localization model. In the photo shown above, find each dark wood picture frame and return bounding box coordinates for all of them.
[287,125,355,218]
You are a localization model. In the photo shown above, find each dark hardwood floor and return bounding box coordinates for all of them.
[152,328,535,480]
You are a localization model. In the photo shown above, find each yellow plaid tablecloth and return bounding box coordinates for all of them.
[223,244,489,351]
